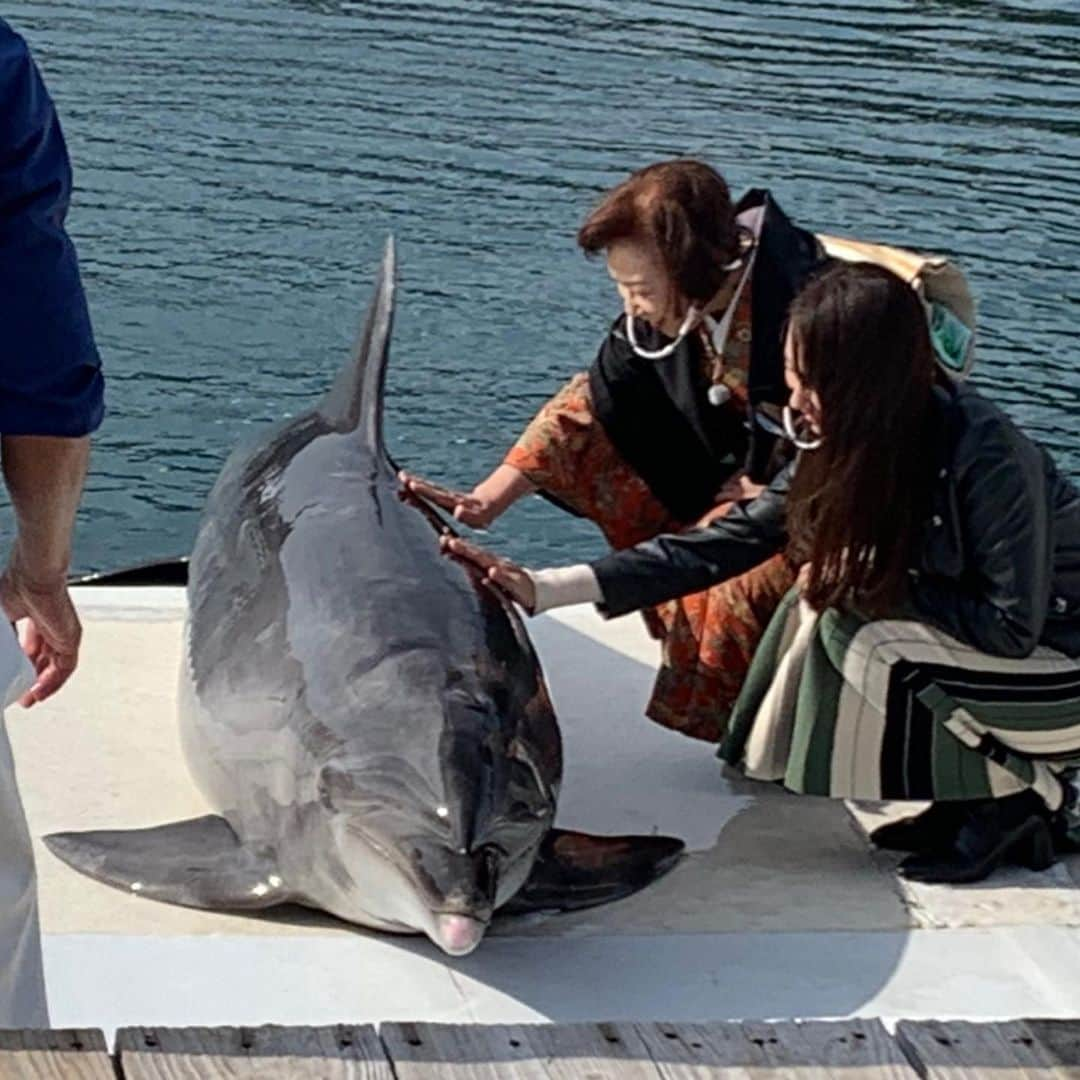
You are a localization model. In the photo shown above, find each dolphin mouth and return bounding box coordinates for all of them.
[340,823,498,943]
[431,912,488,957]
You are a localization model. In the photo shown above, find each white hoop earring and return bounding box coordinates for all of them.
[783,405,823,451]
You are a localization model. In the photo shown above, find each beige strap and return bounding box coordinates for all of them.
[816,233,977,377]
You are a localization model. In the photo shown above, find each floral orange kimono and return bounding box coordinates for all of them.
[505,279,796,742]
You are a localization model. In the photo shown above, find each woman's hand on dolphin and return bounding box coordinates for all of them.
[398,471,498,529]
[439,535,537,613]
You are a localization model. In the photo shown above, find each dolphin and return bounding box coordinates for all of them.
[46,240,683,956]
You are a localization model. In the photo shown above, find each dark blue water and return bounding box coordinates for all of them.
[8,0,1080,573]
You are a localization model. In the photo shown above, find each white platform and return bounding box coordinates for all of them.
[9,588,1080,1036]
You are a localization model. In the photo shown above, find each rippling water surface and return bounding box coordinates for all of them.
[8,0,1080,571]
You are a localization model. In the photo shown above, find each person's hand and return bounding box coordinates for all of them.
[399,471,498,529]
[439,535,537,613]
[690,500,735,530]
[715,471,766,503]
[689,470,767,529]
[0,557,81,707]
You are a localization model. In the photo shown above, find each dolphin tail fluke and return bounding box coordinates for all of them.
[44,815,293,912]
[500,828,684,915]
[319,236,396,461]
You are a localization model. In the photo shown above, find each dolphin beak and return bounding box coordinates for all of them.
[431,913,487,957]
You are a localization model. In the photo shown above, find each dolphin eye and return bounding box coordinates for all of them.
[318,763,370,812]
[475,845,501,897]
[499,769,551,827]
[507,800,549,823]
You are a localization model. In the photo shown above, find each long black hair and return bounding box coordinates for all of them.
[786,262,940,616]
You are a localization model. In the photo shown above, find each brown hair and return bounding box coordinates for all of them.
[786,262,939,617]
[576,159,739,306]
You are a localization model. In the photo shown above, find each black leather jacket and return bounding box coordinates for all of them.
[592,382,1080,659]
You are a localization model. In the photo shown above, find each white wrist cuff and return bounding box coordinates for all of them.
[527,565,602,614]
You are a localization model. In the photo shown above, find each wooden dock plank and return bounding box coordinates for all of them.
[0,1029,114,1079]
[1022,1021,1080,1071]
[115,1024,392,1079]
[633,1019,917,1077]
[380,1021,662,1079]
[896,1020,1075,1078]
[3,1018,1076,1078]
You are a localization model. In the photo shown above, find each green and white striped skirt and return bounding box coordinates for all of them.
[719,590,1080,809]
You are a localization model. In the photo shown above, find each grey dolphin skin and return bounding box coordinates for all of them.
[46,240,683,956]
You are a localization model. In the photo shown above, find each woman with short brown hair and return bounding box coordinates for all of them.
[577,158,744,313]
[404,159,823,742]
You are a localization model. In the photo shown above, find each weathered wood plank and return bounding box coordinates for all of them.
[0,1029,114,1079]
[115,1024,392,1079]
[1022,1020,1080,1071]
[896,1020,1073,1078]
[380,1021,662,1079]
[749,1020,918,1078]
[634,1019,917,1077]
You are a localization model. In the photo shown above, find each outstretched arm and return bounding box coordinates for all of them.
[440,464,794,619]
[590,464,792,617]
[399,464,536,529]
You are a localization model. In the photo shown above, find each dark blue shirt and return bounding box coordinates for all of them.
[0,20,103,437]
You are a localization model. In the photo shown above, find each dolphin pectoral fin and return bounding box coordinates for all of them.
[501,828,684,915]
[44,815,292,912]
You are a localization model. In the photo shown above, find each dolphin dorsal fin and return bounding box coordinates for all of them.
[320,237,396,459]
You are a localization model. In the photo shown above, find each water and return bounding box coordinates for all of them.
[7,0,1080,573]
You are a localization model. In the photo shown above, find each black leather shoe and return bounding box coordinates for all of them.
[1051,813,1080,854]
[898,790,1055,885]
[869,801,970,852]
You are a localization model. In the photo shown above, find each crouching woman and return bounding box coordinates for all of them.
[444,261,1080,885]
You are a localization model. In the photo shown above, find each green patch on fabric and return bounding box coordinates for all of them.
[930,301,974,376]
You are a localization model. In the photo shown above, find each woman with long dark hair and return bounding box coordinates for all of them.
[441,262,1080,884]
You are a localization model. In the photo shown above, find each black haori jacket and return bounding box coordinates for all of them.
[587,189,824,523]
[590,382,1080,660]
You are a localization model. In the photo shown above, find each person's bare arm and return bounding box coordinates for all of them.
[0,435,89,706]
[400,463,536,529]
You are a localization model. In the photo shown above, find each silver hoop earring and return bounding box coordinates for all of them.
[783,405,823,451]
